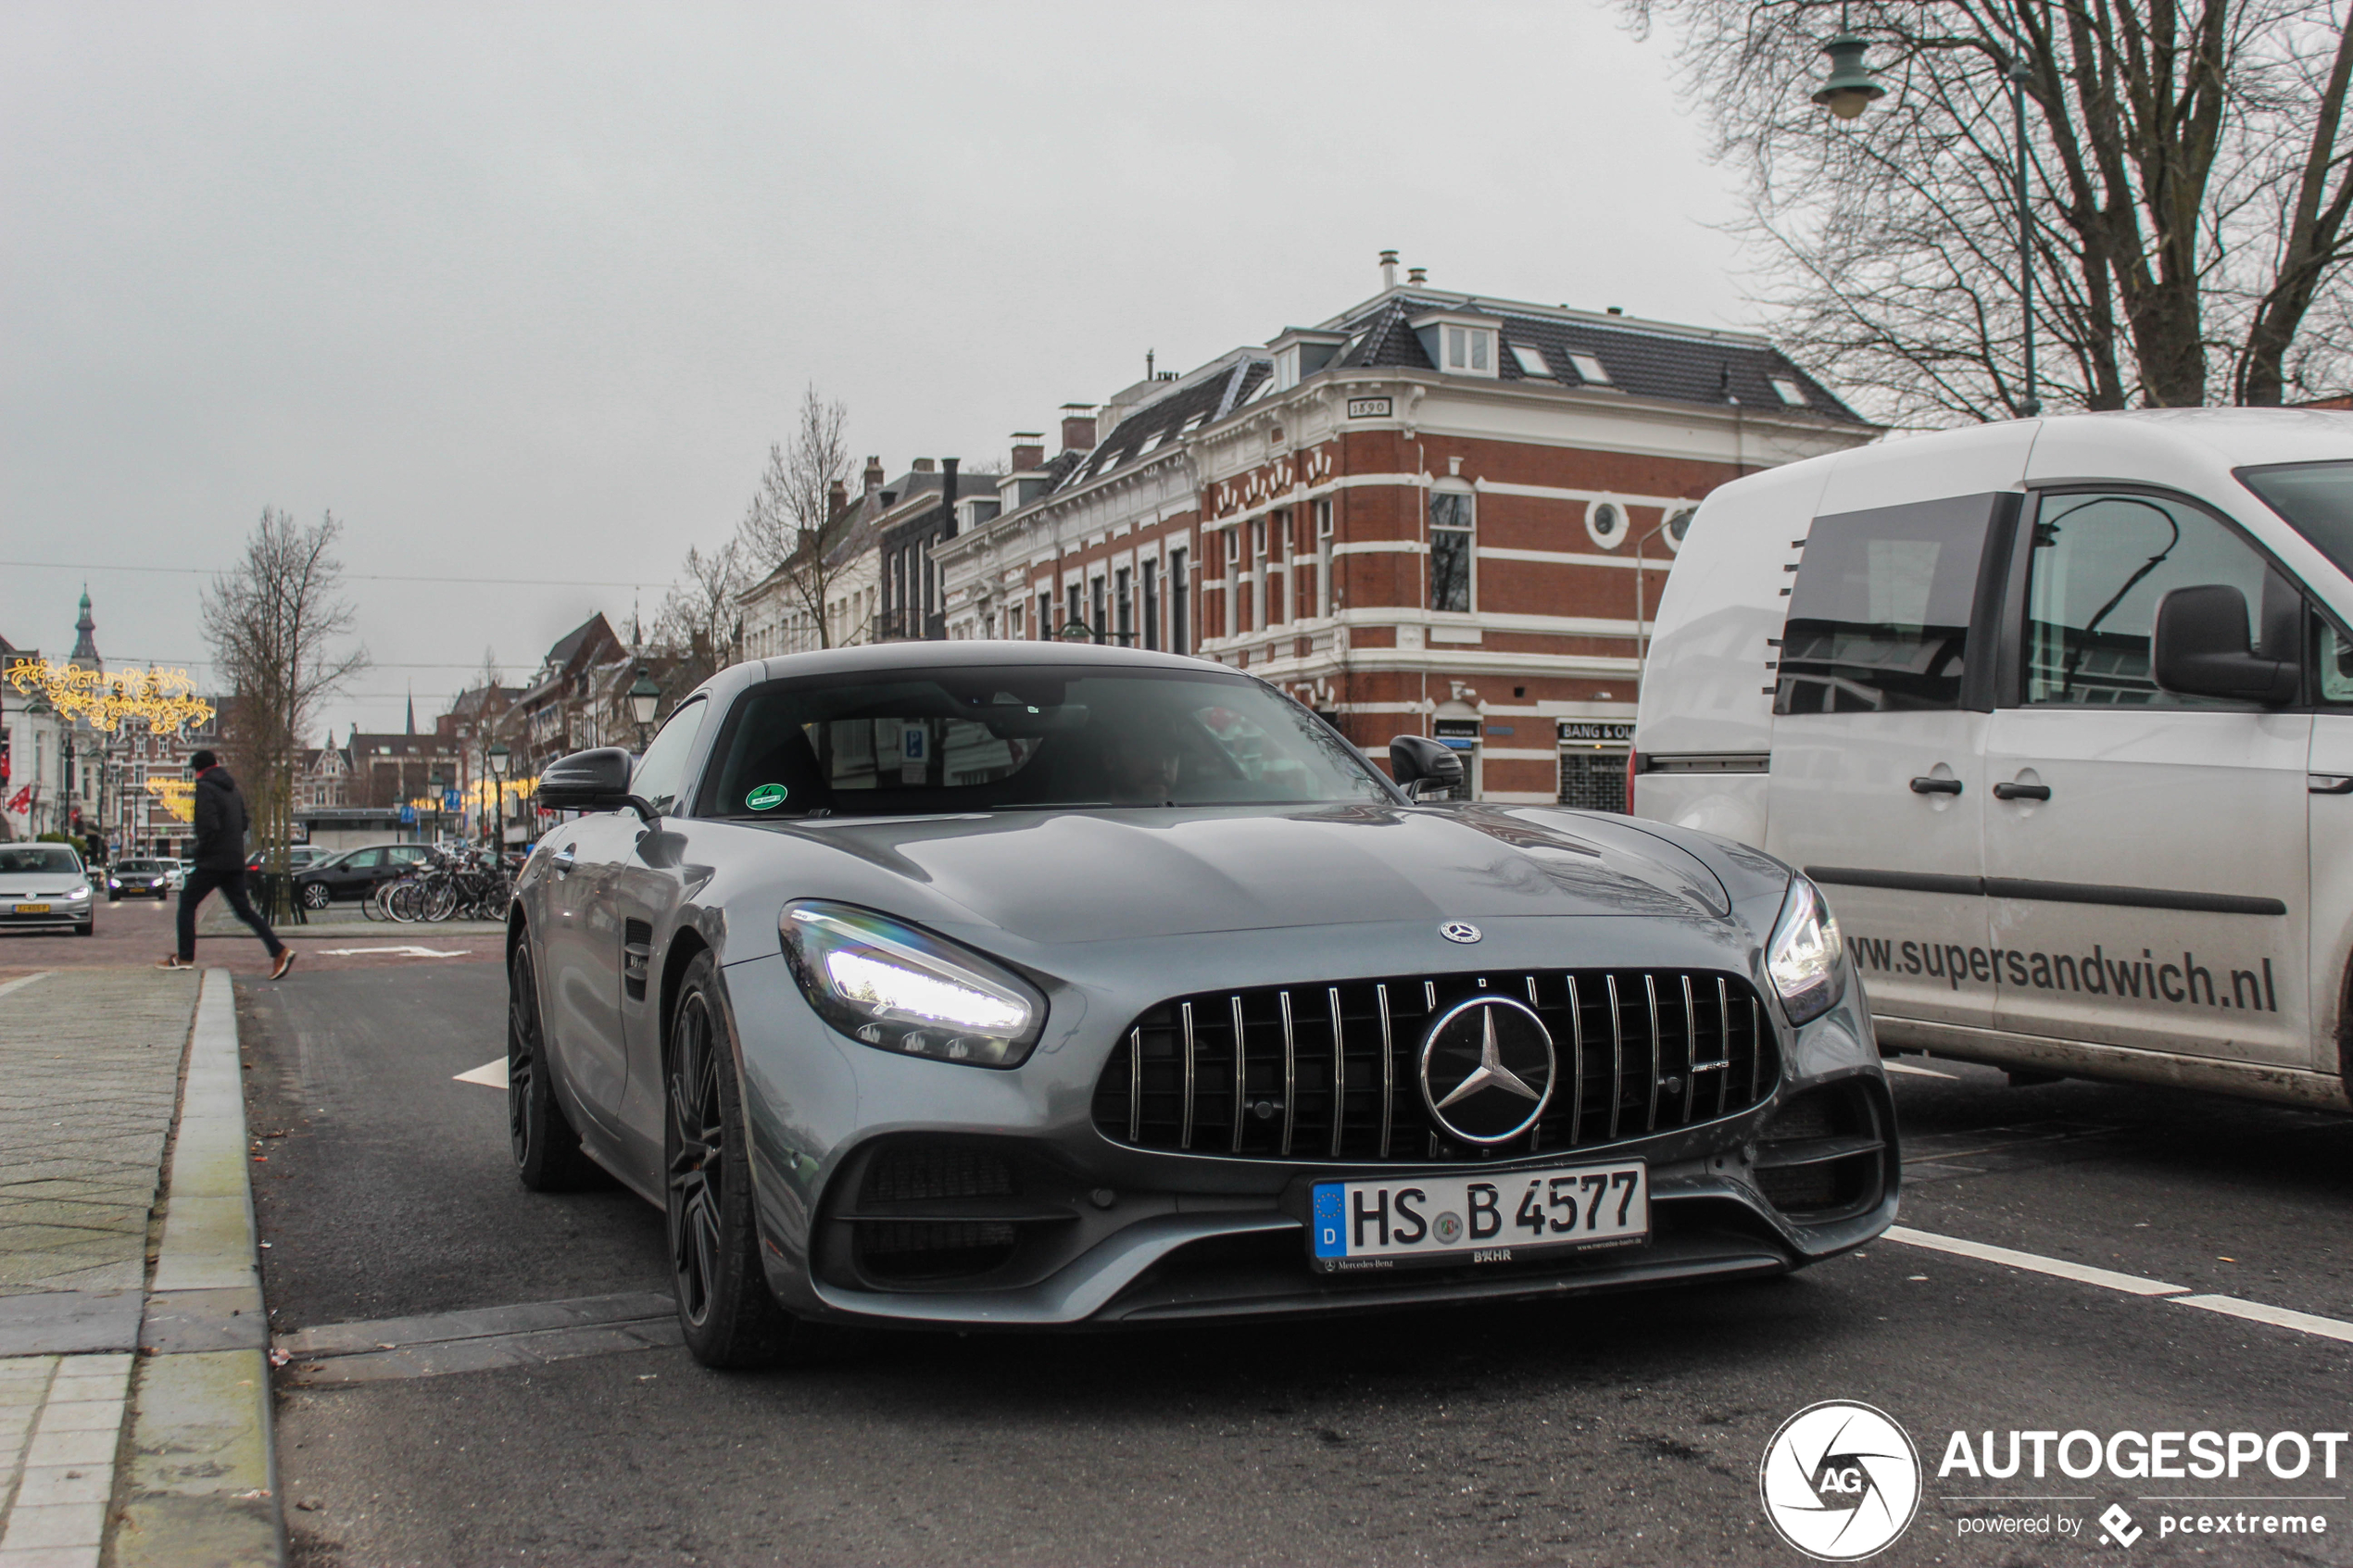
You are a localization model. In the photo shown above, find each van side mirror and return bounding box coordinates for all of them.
[1389,734,1466,799]
[536,747,658,821]
[2152,584,2297,705]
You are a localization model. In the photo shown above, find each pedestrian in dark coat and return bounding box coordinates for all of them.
[160,750,294,978]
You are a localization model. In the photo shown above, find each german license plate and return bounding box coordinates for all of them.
[1309,1160,1648,1273]
[12,904,50,915]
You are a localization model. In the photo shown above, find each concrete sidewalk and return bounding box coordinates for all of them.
[0,968,281,1568]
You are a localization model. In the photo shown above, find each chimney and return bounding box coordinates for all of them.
[940,457,960,537]
[1011,433,1045,471]
[1406,266,1428,286]
[862,455,884,499]
[1060,403,1097,452]
[1380,249,1399,289]
[912,458,936,473]
[827,478,849,516]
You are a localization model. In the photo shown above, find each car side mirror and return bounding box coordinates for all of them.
[2152,584,2297,706]
[535,747,658,822]
[1388,734,1466,800]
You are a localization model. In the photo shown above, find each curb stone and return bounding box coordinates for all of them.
[110,969,284,1568]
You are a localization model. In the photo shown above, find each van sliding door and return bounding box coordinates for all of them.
[1766,493,2012,1037]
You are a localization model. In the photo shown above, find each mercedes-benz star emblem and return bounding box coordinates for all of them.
[1417,996,1555,1144]
[1440,922,1482,945]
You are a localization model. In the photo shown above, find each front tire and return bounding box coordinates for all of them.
[667,951,798,1368]
[508,939,598,1191]
[299,882,332,910]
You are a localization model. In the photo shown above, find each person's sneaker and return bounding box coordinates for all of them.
[270,949,297,982]
[156,954,195,971]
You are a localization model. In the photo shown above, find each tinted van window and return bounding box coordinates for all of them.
[1777,495,1999,713]
[2240,460,2353,579]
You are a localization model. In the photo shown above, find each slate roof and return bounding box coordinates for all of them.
[1323,294,1864,422]
[1062,357,1275,492]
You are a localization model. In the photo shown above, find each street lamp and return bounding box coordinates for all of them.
[487,740,510,849]
[1813,26,2039,417]
[627,668,661,748]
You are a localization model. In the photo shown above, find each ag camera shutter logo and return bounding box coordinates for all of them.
[1759,1401,1922,1561]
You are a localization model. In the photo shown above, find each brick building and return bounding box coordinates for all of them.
[939,257,1877,803]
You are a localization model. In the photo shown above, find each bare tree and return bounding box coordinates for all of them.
[736,384,856,646]
[201,508,368,910]
[1624,0,2353,422]
[653,539,749,691]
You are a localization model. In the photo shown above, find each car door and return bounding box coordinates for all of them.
[608,698,711,1152]
[1983,485,2312,1067]
[333,847,384,898]
[528,798,635,1134]
[1764,433,2030,1035]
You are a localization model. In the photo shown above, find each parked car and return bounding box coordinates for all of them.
[291,843,431,909]
[1634,408,2353,1112]
[510,642,1889,1368]
[247,845,327,874]
[0,844,95,935]
[107,859,174,901]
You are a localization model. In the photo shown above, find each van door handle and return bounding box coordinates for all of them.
[551,847,577,874]
[2311,774,2353,795]
[1992,782,2051,801]
[1908,776,1964,795]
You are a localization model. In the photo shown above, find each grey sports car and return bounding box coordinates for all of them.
[510,642,1895,1366]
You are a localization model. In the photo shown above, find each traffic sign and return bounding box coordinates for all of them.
[399,805,417,824]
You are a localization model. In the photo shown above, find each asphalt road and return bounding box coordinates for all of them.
[0,888,502,982]
[241,960,2353,1567]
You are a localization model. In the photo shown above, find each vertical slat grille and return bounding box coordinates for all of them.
[1093,968,1779,1163]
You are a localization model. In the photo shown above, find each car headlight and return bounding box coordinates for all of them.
[1766,874,1845,1026]
[780,901,1046,1068]
[65,884,90,900]
[107,878,120,889]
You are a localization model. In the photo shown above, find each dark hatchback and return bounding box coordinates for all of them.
[292,844,430,909]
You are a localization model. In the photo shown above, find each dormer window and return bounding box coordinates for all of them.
[1508,343,1553,378]
[1269,330,1349,390]
[1567,353,1614,386]
[1410,310,1502,380]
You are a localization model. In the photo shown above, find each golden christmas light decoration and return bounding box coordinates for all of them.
[4,659,216,733]
[145,778,195,823]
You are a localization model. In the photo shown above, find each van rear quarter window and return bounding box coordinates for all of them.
[1776,495,2000,713]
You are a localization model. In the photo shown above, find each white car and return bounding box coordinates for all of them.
[0,845,96,936]
[1633,408,2353,1112]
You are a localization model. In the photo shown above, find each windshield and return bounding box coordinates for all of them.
[119,861,162,872]
[700,665,1390,817]
[2240,460,2353,581]
[0,847,82,875]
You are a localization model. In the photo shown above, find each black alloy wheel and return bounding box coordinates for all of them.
[665,950,798,1368]
[507,939,597,1190]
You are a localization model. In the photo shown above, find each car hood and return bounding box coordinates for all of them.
[0,878,84,897]
[748,803,1732,947]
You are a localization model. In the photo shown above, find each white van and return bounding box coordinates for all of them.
[1633,409,2353,1110]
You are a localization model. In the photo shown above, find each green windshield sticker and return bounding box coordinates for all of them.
[745,783,789,811]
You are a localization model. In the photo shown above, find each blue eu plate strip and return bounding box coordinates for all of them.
[1312,1185,1346,1258]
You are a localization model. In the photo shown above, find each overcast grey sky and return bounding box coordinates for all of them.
[2,1,1748,737]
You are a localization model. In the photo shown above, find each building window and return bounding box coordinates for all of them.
[1090,575,1106,644]
[1066,583,1083,637]
[1114,567,1132,646]
[1772,377,1808,407]
[1429,490,1474,613]
[1268,510,1289,626]
[1444,326,1492,373]
[1567,352,1613,386]
[1508,343,1552,378]
[1314,499,1334,620]
[1171,548,1189,657]
[1587,499,1629,550]
[1141,559,1160,651]
[1037,590,1051,640]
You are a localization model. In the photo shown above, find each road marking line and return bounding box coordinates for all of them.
[1882,1061,1957,1078]
[453,1057,508,1089]
[2170,1294,2353,1345]
[1883,1224,2188,1296]
[1886,1226,2353,1347]
[0,972,56,1000]
[313,946,473,958]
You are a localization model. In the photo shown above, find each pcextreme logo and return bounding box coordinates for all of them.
[1760,1401,1924,1561]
